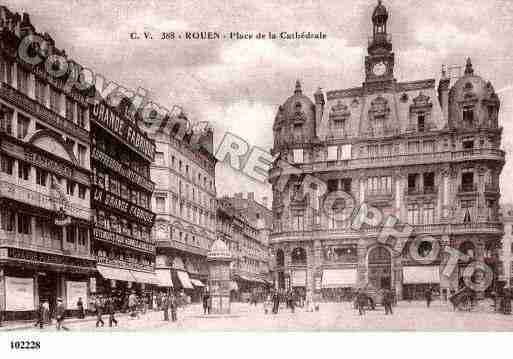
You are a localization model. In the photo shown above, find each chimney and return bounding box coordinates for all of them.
[247,192,254,201]
[314,87,325,136]
[438,65,450,126]
[19,12,34,37]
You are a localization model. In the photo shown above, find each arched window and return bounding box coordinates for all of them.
[276,249,285,266]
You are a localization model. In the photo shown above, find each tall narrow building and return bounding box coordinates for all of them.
[150,118,217,301]
[0,8,94,320]
[90,98,157,298]
[269,1,504,301]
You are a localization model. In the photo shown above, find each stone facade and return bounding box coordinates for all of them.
[268,2,504,301]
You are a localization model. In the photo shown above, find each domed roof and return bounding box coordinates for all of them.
[207,239,232,261]
[273,80,316,138]
[449,58,499,104]
[372,0,388,21]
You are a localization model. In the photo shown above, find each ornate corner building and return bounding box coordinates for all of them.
[268,1,504,300]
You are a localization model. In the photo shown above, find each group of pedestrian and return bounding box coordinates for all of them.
[93,295,118,328]
[354,288,395,316]
[33,297,69,330]
[162,293,178,322]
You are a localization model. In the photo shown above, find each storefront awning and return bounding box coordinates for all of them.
[156,269,174,287]
[97,265,135,282]
[190,279,205,287]
[130,270,160,285]
[176,270,194,289]
[322,269,357,288]
[403,266,440,284]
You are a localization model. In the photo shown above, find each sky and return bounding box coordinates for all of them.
[7,0,513,204]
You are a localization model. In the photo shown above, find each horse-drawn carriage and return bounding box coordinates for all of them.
[449,287,475,311]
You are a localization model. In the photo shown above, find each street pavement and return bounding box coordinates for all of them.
[3,301,513,331]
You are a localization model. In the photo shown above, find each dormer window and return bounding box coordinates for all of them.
[417,113,425,132]
[463,107,474,128]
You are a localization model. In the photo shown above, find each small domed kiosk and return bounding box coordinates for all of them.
[207,239,233,314]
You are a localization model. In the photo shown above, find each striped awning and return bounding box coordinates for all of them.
[176,270,194,289]
[190,279,205,287]
[97,265,135,282]
[156,269,173,287]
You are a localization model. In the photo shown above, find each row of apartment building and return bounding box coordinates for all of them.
[0,7,273,321]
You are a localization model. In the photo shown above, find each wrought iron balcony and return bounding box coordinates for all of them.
[458,184,478,193]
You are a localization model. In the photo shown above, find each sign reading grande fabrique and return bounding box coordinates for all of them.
[91,102,156,161]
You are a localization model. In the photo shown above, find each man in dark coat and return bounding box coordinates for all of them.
[34,301,45,329]
[288,291,296,313]
[95,296,105,327]
[425,287,433,308]
[106,297,118,327]
[55,298,68,331]
[202,291,211,315]
[383,289,394,315]
[356,290,367,316]
[76,297,85,319]
[170,293,178,322]
[162,294,170,321]
[272,290,280,314]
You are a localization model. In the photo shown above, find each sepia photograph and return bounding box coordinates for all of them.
[0,0,512,355]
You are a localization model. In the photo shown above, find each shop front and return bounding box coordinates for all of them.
[321,268,357,302]
[0,248,96,321]
[402,266,441,301]
[94,264,159,312]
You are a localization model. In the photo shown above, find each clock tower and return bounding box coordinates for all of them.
[364,0,395,84]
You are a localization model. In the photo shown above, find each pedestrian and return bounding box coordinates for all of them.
[425,287,433,308]
[383,289,394,315]
[95,296,105,327]
[163,294,169,321]
[143,295,149,315]
[264,293,271,314]
[356,290,367,316]
[288,291,296,313]
[202,291,211,315]
[34,300,45,329]
[76,297,85,319]
[55,298,68,331]
[503,287,512,315]
[272,290,280,314]
[170,293,178,322]
[128,291,138,319]
[106,297,118,327]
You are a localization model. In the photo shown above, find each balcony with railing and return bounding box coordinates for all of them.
[0,179,91,221]
[0,229,92,260]
[484,183,500,194]
[405,186,437,196]
[365,190,393,202]
[0,83,89,142]
[458,184,478,194]
[268,148,505,180]
[270,222,503,242]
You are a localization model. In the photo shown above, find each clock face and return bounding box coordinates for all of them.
[373,61,387,76]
